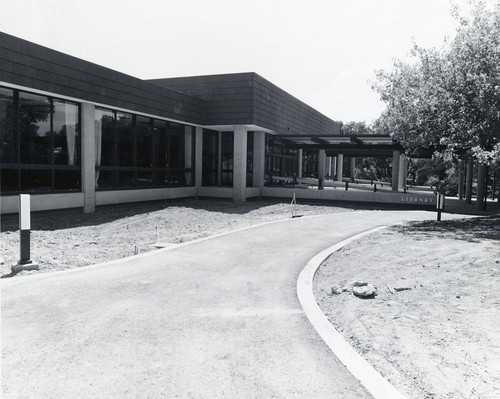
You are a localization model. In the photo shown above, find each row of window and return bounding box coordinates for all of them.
[201,130,254,187]
[94,108,194,189]
[0,87,81,192]
[0,86,268,194]
[265,136,300,186]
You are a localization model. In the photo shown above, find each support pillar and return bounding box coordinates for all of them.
[298,149,303,178]
[332,156,337,178]
[252,131,265,188]
[465,158,473,204]
[318,149,326,190]
[82,102,96,213]
[350,157,356,181]
[458,159,465,200]
[336,154,343,182]
[326,157,332,178]
[391,150,400,191]
[476,163,487,211]
[194,126,203,188]
[398,154,407,191]
[233,126,248,202]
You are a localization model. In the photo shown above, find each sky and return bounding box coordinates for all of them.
[0,0,478,124]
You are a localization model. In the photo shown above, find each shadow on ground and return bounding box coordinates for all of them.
[394,215,500,242]
[0,197,431,233]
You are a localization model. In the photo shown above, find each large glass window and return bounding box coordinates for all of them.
[117,112,134,167]
[221,132,233,186]
[0,87,16,164]
[95,107,192,189]
[19,92,51,165]
[247,132,254,187]
[202,129,218,186]
[265,135,298,186]
[0,87,81,194]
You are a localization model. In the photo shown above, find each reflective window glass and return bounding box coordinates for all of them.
[54,170,80,190]
[53,100,80,166]
[96,108,115,167]
[117,112,134,167]
[19,92,51,164]
[136,116,152,167]
[0,88,16,163]
[0,168,18,192]
[20,169,52,191]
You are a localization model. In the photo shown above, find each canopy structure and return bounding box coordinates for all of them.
[277,134,404,157]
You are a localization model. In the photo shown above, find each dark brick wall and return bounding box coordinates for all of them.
[0,32,202,124]
[149,73,255,126]
[252,74,340,136]
[150,73,340,135]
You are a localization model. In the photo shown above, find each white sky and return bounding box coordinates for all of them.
[0,0,478,124]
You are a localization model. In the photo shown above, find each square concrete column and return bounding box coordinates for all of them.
[332,156,337,178]
[253,131,265,188]
[336,154,344,182]
[195,126,203,188]
[298,149,303,178]
[391,150,401,191]
[326,157,332,177]
[350,157,356,181]
[398,154,407,191]
[81,102,96,213]
[184,126,193,186]
[233,126,248,202]
[318,149,326,190]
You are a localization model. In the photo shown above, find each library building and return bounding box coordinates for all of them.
[0,32,422,215]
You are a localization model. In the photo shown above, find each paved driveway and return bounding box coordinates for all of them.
[2,210,462,398]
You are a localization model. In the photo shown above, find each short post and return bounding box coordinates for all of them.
[345,181,349,191]
[436,193,445,222]
[373,183,377,192]
[12,194,39,273]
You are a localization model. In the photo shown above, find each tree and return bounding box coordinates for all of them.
[373,1,500,206]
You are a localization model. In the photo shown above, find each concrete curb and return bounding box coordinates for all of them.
[297,226,408,399]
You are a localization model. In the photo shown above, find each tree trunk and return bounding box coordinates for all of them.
[476,164,487,211]
[465,158,473,204]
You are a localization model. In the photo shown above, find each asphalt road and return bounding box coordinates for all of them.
[1,210,464,399]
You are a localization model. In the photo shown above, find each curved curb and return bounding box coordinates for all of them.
[297,226,408,399]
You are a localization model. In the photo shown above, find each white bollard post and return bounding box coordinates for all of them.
[12,194,39,273]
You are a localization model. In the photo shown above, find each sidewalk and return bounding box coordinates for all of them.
[1,210,468,399]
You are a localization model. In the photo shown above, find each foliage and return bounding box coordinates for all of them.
[340,121,372,135]
[373,1,500,166]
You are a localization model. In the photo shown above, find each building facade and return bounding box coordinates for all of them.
[1,32,415,214]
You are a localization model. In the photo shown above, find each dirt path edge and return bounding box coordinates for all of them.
[297,226,408,399]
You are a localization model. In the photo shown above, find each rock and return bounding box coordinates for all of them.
[331,286,343,295]
[342,286,348,292]
[353,281,368,287]
[353,284,378,298]
[394,287,412,292]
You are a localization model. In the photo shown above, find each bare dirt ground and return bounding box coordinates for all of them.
[314,216,500,399]
[2,199,498,398]
[1,198,354,276]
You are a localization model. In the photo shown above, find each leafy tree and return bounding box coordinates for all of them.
[374,1,499,165]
